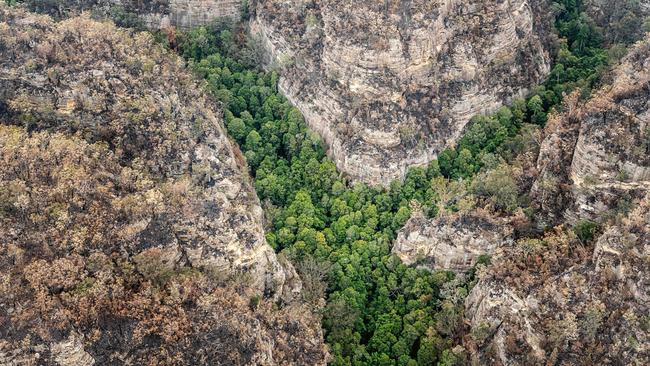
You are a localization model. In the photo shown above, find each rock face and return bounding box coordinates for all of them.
[0,4,289,298]
[529,94,583,226]
[23,0,243,29]
[465,195,649,365]
[252,0,552,186]
[393,210,513,272]
[532,37,650,224]
[51,333,96,366]
[0,6,327,365]
[465,37,650,365]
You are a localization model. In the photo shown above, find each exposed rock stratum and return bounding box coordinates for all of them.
[252,0,552,186]
[23,0,243,29]
[0,6,327,365]
[465,35,650,366]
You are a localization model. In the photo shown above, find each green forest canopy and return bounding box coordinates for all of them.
[172,0,627,364]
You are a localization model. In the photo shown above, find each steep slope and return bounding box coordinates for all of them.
[465,36,650,365]
[585,0,650,45]
[0,5,290,299]
[252,0,552,186]
[532,36,650,225]
[0,6,327,364]
[0,127,326,365]
[465,195,649,365]
[21,0,242,29]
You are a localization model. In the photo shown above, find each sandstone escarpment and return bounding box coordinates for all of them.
[529,93,583,226]
[0,125,327,365]
[252,0,552,186]
[22,0,242,29]
[465,195,649,365]
[532,36,650,224]
[0,5,290,297]
[567,39,650,221]
[393,210,513,272]
[0,6,327,364]
[464,37,650,365]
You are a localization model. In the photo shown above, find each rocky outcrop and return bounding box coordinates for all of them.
[0,4,290,297]
[465,37,650,365]
[0,6,327,365]
[0,126,328,365]
[529,93,583,226]
[252,0,552,186]
[567,39,650,221]
[152,0,242,29]
[465,195,649,365]
[532,36,650,224]
[393,210,513,272]
[22,0,243,29]
[51,333,95,366]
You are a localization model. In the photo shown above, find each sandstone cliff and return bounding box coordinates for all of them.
[393,210,513,272]
[252,0,552,186]
[22,0,242,29]
[464,36,650,365]
[532,37,650,225]
[465,194,649,365]
[0,6,327,364]
[0,4,291,298]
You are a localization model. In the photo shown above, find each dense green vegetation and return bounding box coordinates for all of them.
[173,1,616,364]
[438,0,615,180]
[0,0,644,363]
[177,21,471,366]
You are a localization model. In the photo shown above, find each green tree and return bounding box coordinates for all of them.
[227,117,247,141]
[527,95,547,125]
[574,220,600,243]
[417,335,440,365]
[472,164,520,213]
[453,148,475,178]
